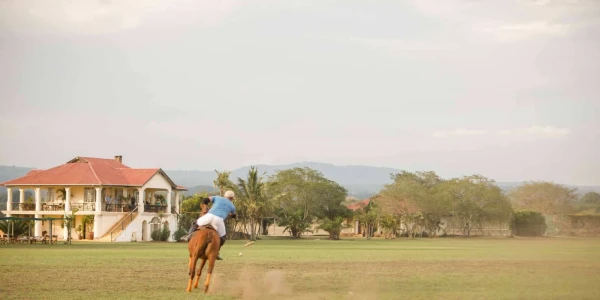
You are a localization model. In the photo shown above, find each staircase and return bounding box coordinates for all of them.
[99,207,139,242]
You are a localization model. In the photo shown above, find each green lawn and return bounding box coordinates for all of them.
[1,236,600,299]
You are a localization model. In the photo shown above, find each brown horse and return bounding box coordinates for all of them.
[186,203,220,293]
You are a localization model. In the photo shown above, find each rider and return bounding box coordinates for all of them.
[180,190,237,260]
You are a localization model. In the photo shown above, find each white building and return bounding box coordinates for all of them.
[0,156,187,242]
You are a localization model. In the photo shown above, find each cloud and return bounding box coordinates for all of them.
[496,126,570,138]
[433,126,570,138]
[472,21,570,42]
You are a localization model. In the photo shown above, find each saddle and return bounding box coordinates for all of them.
[196,224,216,232]
[188,224,217,243]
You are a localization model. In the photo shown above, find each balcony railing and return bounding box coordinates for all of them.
[10,202,35,211]
[42,203,65,211]
[7,202,169,214]
[70,203,96,211]
[144,204,167,213]
[104,204,137,213]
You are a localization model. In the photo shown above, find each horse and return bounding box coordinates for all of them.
[186,203,220,293]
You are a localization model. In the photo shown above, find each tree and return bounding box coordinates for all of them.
[578,192,600,213]
[213,170,233,196]
[0,219,31,236]
[266,167,349,239]
[509,181,577,215]
[356,200,379,239]
[440,175,513,236]
[317,216,347,240]
[62,208,78,244]
[232,166,272,241]
[212,170,240,239]
[379,171,447,237]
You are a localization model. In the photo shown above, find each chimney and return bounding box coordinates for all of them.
[114,155,123,163]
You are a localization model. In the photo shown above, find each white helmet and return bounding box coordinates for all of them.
[224,190,235,199]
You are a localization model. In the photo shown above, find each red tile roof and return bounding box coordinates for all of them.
[1,156,187,190]
[347,198,371,211]
[25,170,43,176]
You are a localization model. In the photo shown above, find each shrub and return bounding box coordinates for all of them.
[510,210,547,236]
[173,228,187,241]
[160,224,170,241]
[151,224,171,241]
[151,229,161,241]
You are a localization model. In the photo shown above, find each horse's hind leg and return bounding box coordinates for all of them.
[194,258,207,289]
[186,255,198,292]
[204,256,216,294]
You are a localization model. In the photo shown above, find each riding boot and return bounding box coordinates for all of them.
[180,221,199,242]
[217,236,225,260]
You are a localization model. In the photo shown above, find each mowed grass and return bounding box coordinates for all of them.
[1,237,600,300]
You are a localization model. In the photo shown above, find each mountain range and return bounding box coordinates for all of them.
[1,162,599,202]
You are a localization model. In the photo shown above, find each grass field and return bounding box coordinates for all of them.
[1,236,600,300]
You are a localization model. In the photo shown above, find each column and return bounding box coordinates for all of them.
[95,187,102,214]
[6,187,12,217]
[122,189,128,212]
[94,187,102,240]
[174,190,180,214]
[65,187,71,212]
[34,187,42,236]
[138,188,145,213]
[19,188,24,211]
[93,216,100,240]
[35,187,41,211]
[166,188,172,214]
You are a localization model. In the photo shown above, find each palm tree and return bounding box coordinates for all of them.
[235,167,271,241]
[213,170,233,196]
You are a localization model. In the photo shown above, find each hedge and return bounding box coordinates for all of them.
[510,210,547,236]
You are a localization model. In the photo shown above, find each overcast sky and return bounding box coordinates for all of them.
[0,0,598,185]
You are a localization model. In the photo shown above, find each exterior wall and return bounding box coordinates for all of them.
[115,213,178,242]
[97,212,129,237]
[142,173,172,191]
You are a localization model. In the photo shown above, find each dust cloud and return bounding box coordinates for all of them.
[206,267,382,300]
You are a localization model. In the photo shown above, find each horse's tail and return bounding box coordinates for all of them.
[198,229,212,257]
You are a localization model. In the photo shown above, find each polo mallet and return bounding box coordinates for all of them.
[243,238,255,247]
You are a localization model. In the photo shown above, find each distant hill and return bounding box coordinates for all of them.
[181,185,218,196]
[164,162,399,197]
[1,163,599,201]
[0,165,33,183]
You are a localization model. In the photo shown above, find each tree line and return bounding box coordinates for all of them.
[174,166,600,241]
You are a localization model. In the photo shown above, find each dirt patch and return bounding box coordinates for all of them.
[207,268,293,299]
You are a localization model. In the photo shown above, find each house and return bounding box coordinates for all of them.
[341,197,374,236]
[0,156,187,242]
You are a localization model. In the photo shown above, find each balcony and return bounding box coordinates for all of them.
[6,202,163,214]
[69,203,96,212]
[11,202,35,211]
[144,204,167,213]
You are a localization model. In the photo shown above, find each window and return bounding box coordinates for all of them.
[84,188,96,202]
[45,188,54,202]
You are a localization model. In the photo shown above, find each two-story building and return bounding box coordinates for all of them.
[0,156,187,242]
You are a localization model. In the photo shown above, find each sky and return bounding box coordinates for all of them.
[0,0,599,185]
